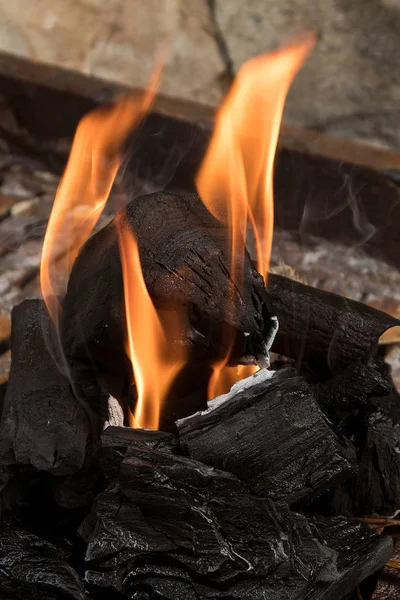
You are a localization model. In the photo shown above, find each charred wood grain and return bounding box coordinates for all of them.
[0,299,106,489]
[61,191,275,417]
[82,444,391,600]
[306,516,393,600]
[83,447,336,599]
[314,386,400,517]
[314,356,392,417]
[101,425,177,484]
[264,274,399,377]
[177,368,355,505]
[0,517,85,600]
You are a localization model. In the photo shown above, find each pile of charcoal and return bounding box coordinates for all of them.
[0,189,399,599]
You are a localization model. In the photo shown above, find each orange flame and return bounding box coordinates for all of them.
[40,57,187,429]
[117,220,186,429]
[40,66,162,323]
[197,36,315,398]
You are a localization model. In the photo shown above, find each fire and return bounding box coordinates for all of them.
[196,36,315,398]
[117,220,185,429]
[39,62,184,429]
[40,38,315,426]
[40,67,162,323]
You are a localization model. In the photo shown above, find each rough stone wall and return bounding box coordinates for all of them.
[0,0,399,148]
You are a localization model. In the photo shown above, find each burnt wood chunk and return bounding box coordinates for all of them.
[101,425,177,484]
[0,299,105,481]
[177,368,356,504]
[82,446,391,600]
[265,274,399,376]
[316,386,400,517]
[61,191,275,410]
[306,516,393,600]
[82,447,338,600]
[0,517,85,600]
[314,356,392,417]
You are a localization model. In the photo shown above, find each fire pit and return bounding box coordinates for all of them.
[0,39,399,600]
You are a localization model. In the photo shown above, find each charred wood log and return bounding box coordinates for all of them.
[0,517,85,600]
[264,274,399,377]
[61,191,276,416]
[177,367,355,505]
[0,299,107,509]
[81,444,391,600]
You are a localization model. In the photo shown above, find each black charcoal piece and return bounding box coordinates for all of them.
[83,447,341,600]
[61,191,276,413]
[102,425,176,451]
[0,299,105,475]
[100,425,177,483]
[306,516,393,600]
[316,386,400,517]
[177,367,355,504]
[0,299,106,509]
[0,517,85,600]
[264,274,399,376]
[314,356,392,418]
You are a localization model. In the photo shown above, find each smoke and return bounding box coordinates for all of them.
[298,163,377,249]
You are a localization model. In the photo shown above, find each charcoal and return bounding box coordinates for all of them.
[314,356,392,418]
[177,367,355,505]
[0,299,106,508]
[0,516,85,600]
[102,425,176,452]
[82,446,392,600]
[82,447,338,599]
[306,516,393,600]
[61,191,276,415]
[101,425,177,483]
[264,273,399,376]
[315,386,400,517]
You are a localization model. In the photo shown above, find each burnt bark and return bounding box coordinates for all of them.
[264,273,399,377]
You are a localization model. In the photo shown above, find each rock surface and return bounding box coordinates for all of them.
[0,0,225,107]
[215,0,400,148]
[1,1,400,147]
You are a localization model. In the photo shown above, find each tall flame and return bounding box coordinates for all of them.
[117,220,186,429]
[196,36,315,398]
[39,59,185,429]
[40,66,162,323]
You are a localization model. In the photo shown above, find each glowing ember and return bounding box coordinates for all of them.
[196,36,315,398]
[40,67,162,324]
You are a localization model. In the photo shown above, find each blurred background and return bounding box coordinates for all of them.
[0,0,400,148]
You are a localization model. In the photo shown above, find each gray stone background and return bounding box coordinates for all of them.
[0,0,399,149]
